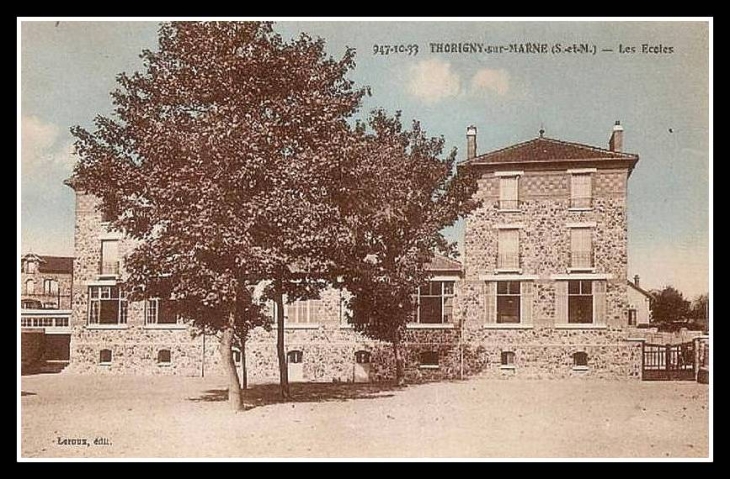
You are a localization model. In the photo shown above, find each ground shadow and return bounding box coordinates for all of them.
[188,382,402,409]
[21,391,37,397]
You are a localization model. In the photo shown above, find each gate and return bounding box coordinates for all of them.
[642,341,695,381]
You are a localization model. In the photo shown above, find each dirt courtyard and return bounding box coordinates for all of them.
[20,373,710,459]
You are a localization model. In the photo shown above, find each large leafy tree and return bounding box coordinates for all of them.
[70,21,367,407]
[336,110,480,385]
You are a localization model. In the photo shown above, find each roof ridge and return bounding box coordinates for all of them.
[462,135,638,165]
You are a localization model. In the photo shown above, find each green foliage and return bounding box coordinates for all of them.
[650,286,690,324]
[70,21,368,333]
[336,110,480,344]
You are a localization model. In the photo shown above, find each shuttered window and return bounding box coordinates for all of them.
[498,229,520,270]
[570,174,592,208]
[570,228,593,269]
[499,176,519,210]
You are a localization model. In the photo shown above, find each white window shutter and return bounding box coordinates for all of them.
[485,282,496,324]
[521,281,533,325]
[555,281,568,324]
[593,280,607,325]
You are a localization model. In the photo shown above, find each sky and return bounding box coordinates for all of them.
[18,19,711,299]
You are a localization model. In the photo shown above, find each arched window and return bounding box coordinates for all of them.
[25,279,35,295]
[232,348,242,363]
[99,349,112,364]
[287,350,303,364]
[501,351,515,366]
[157,349,171,364]
[573,351,588,367]
[355,350,371,364]
[43,279,59,295]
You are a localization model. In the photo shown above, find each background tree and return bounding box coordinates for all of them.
[650,286,690,324]
[335,110,480,385]
[70,21,366,408]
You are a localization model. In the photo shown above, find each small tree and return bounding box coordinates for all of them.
[70,21,367,407]
[650,286,690,324]
[336,110,480,385]
[688,293,709,327]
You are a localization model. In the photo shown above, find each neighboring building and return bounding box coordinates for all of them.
[20,253,74,366]
[21,253,73,310]
[626,275,652,326]
[64,121,646,380]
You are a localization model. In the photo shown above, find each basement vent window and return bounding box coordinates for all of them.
[355,350,371,364]
[419,351,439,369]
[572,352,589,370]
[157,349,171,365]
[501,351,516,369]
[287,350,303,364]
[99,349,112,365]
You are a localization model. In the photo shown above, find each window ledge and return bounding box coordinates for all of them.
[572,366,589,371]
[339,324,354,329]
[157,363,172,367]
[419,365,440,370]
[98,363,111,367]
[498,209,521,213]
[87,324,129,330]
[495,268,522,274]
[407,323,455,330]
[568,207,593,212]
[500,365,516,370]
[271,324,321,330]
[554,323,607,330]
[144,324,187,330]
[567,267,595,273]
[483,324,533,330]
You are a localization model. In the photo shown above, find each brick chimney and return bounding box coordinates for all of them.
[466,125,477,160]
[634,274,640,288]
[609,120,623,152]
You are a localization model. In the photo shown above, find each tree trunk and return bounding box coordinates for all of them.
[393,328,405,386]
[241,338,248,390]
[219,319,244,411]
[275,279,291,400]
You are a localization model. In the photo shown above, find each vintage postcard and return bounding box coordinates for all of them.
[19,17,711,460]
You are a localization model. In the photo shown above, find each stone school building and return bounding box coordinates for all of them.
[65,122,647,381]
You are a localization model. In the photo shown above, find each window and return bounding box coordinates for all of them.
[570,173,592,208]
[25,279,35,295]
[145,299,182,325]
[287,350,303,364]
[99,349,112,364]
[232,348,242,364]
[25,261,37,274]
[568,280,593,324]
[43,279,59,295]
[573,351,588,367]
[497,229,520,270]
[88,285,128,325]
[157,349,171,364]
[100,240,120,276]
[355,350,371,364]
[628,309,637,326]
[499,176,519,210]
[415,281,455,324]
[497,281,521,323]
[570,228,593,269]
[501,351,515,367]
[285,299,323,324]
[419,351,439,368]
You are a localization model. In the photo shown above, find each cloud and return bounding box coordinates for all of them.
[470,68,510,96]
[407,59,461,103]
[21,115,75,174]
